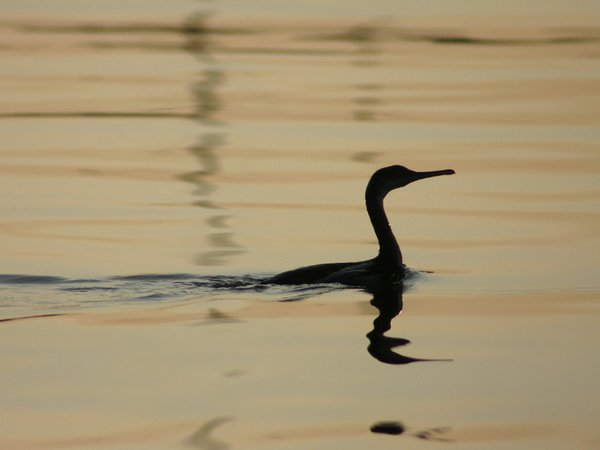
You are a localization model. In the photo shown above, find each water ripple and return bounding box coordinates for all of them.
[0,272,347,318]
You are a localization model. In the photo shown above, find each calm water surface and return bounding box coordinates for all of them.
[0,1,599,449]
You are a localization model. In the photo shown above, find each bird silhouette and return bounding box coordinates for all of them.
[263,165,454,289]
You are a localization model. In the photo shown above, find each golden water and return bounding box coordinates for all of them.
[0,1,599,449]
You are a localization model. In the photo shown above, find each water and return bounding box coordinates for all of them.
[1,1,599,449]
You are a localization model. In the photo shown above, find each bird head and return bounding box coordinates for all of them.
[369,165,455,194]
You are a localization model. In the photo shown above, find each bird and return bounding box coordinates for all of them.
[262,165,455,289]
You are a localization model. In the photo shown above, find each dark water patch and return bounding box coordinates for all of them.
[219,47,347,57]
[315,25,387,43]
[370,421,405,435]
[0,112,195,120]
[190,275,263,289]
[133,292,171,301]
[0,274,67,284]
[413,426,454,441]
[185,416,233,449]
[7,21,253,36]
[86,41,190,51]
[267,283,348,302]
[370,421,453,441]
[351,150,380,163]
[341,25,383,42]
[111,273,198,282]
[313,26,600,46]
[83,41,347,56]
[410,34,599,46]
[0,313,65,324]
[60,286,118,292]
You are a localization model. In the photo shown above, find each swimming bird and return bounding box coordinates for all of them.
[263,165,454,288]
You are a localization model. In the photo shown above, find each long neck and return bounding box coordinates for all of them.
[365,184,402,268]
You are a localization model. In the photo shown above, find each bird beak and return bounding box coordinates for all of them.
[412,168,455,182]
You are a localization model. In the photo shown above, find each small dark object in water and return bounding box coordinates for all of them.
[370,421,406,435]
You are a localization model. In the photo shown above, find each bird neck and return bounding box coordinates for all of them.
[365,185,403,268]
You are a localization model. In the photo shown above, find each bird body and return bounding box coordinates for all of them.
[263,165,454,288]
[265,258,396,287]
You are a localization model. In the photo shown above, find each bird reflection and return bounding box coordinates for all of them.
[366,281,450,365]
